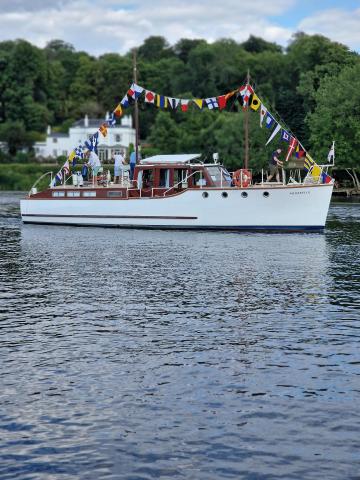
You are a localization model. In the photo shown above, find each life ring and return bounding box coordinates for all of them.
[232,169,252,187]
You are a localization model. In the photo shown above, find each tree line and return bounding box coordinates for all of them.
[0,33,359,170]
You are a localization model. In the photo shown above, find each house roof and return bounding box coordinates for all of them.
[49,132,68,138]
[72,118,130,128]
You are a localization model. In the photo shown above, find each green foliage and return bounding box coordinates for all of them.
[307,63,360,168]
[0,162,59,190]
[0,32,359,178]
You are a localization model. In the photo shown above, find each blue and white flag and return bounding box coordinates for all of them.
[205,97,219,109]
[265,112,275,129]
[281,129,290,143]
[120,94,130,108]
[108,112,116,127]
[84,132,99,153]
[265,123,281,145]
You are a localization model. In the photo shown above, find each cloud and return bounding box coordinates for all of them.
[298,7,360,51]
[0,0,295,55]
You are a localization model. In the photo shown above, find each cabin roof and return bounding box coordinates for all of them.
[140,154,201,165]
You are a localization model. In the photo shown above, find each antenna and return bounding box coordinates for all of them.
[133,49,139,163]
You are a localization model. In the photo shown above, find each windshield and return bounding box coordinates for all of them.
[205,166,232,187]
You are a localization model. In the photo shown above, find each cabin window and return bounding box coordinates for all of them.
[159,169,170,188]
[173,169,188,187]
[206,166,231,187]
[67,191,81,197]
[52,191,65,197]
[107,191,123,197]
[82,191,96,197]
[142,169,154,189]
[193,170,207,187]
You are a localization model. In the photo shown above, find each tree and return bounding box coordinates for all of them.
[241,35,283,54]
[307,63,360,168]
[137,36,173,62]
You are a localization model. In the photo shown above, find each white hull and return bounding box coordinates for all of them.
[21,184,333,231]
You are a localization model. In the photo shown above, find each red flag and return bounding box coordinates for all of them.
[285,136,298,162]
[180,100,189,112]
[217,95,227,109]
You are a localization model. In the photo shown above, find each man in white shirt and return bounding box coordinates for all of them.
[113,150,125,184]
[88,150,102,185]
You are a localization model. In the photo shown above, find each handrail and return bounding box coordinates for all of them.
[163,170,200,196]
[28,171,53,196]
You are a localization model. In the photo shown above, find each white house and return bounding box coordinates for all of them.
[34,114,136,161]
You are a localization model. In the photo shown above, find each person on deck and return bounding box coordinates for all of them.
[129,147,141,182]
[81,162,89,182]
[267,148,283,182]
[113,149,125,184]
[88,150,102,185]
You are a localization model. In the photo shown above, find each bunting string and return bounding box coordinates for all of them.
[51,81,324,186]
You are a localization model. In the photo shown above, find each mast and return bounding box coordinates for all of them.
[133,49,139,162]
[244,69,250,170]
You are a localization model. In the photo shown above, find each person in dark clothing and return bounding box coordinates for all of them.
[267,148,283,182]
[81,162,89,181]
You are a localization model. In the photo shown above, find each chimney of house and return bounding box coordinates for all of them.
[84,114,89,128]
[47,125,51,135]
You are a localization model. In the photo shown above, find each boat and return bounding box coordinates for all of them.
[20,72,334,231]
[20,152,333,231]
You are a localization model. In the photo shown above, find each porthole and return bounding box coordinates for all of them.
[202,192,209,198]
[241,192,248,198]
[263,191,270,198]
[221,192,228,198]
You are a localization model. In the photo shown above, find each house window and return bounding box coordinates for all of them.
[115,134,121,142]
[53,138,58,143]
[53,149,58,157]
[62,150,67,156]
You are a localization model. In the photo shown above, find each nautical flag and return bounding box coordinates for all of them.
[304,155,315,172]
[285,136,298,162]
[99,123,108,137]
[156,95,168,108]
[127,83,143,99]
[84,132,99,153]
[75,145,84,159]
[193,99,204,109]
[108,112,116,127]
[120,94,130,108]
[265,123,281,145]
[217,95,227,110]
[260,104,268,127]
[205,97,219,109]
[68,150,76,162]
[180,100,189,112]
[239,84,254,108]
[168,97,180,109]
[281,129,290,143]
[114,104,123,117]
[264,112,275,129]
[145,90,155,104]
[55,170,63,184]
[311,164,322,181]
[327,141,335,163]
[250,93,261,111]
[321,172,332,184]
[295,144,305,158]
[63,160,70,175]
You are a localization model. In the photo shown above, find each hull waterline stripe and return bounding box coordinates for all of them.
[22,220,325,232]
[22,214,198,220]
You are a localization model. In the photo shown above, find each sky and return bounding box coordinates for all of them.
[0,0,359,55]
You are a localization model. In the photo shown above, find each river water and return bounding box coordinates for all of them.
[0,192,359,480]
